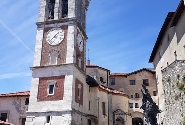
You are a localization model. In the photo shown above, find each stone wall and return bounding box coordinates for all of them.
[162,60,185,124]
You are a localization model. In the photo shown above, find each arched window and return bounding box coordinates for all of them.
[115,117,125,125]
[100,77,103,83]
[61,0,68,18]
[48,0,55,19]
[49,49,59,65]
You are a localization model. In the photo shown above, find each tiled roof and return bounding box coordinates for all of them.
[125,68,155,76]
[149,0,184,62]
[111,68,155,77]
[110,73,127,76]
[0,120,12,125]
[0,91,30,97]
[86,65,110,71]
[99,85,128,97]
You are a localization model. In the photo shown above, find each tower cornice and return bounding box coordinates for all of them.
[36,18,88,40]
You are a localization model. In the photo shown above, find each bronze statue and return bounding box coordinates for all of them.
[140,84,161,125]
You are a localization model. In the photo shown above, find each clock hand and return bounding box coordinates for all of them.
[49,32,59,44]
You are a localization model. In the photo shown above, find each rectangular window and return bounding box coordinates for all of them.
[49,84,54,95]
[135,93,139,98]
[62,0,68,18]
[46,116,50,123]
[153,91,157,96]
[0,113,7,122]
[89,101,90,110]
[129,80,135,85]
[47,80,56,95]
[143,79,149,86]
[135,103,139,108]
[129,103,133,108]
[174,51,177,60]
[130,95,133,98]
[25,98,29,105]
[21,118,26,125]
[88,119,91,125]
[78,88,80,98]
[102,102,106,115]
[110,78,115,85]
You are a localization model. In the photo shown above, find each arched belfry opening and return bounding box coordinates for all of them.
[61,0,68,18]
[48,0,55,19]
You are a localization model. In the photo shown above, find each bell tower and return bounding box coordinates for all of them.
[26,0,91,124]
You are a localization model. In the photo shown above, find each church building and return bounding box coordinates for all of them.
[25,0,132,125]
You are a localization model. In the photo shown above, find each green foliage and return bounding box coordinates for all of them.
[176,81,180,86]
[178,83,184,90]
[172,84,175,88]
[177,74,180,80]
[167,77,171,82]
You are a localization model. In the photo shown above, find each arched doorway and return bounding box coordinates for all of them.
[132,117,143,125]
[115,117,124,125]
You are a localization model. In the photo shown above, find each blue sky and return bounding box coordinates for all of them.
[0,0,180,93]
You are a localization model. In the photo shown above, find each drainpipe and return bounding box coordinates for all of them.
[96,97,100,125]
[108,92,109,125]
[107,71,109,87]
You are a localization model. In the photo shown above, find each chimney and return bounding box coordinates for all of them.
[87,59,90,66]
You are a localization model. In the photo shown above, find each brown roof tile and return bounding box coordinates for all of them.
[111,68,155,77]
[86,64,110,71]
[99,85,128,97]
[0,91,30,97]
[110,73,127,76]
[125,68,155,76]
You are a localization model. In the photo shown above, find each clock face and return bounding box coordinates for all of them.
[77,34,83,52]
[46,28,64,45]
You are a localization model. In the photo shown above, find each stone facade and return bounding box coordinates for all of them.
[162,60,185,124]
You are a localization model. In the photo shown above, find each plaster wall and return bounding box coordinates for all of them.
[0,97,28,125]
[112,95,132,125]
[86,67,109,87]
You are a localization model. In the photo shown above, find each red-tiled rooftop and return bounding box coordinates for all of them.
[111,68,155,77]
[86,64,110,71]
[110,73,127,76]
[0,120,12,125]
[0,91,30,97]
[99,85,128,97]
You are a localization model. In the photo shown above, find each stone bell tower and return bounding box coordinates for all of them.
[25,0,91,124]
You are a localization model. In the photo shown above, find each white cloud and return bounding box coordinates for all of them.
[0,72,31,80]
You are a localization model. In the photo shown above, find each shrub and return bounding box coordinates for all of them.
[177,74,180,80]
[167,77,171,82]
[176,81,179,86]
[172,84,175,88]
[178,83,184,90]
